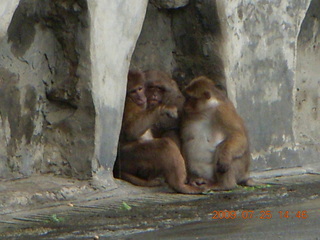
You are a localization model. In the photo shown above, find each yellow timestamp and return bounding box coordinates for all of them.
[211,210,308,220]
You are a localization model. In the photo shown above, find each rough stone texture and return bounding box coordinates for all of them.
[222,0,319,170]
[131,0,319,172]
[151,0,189,9]
[0,0,50,178]
[0,0,95,180]
[0,0,20,40]
[131,0,226,89]
[0,0,319,180]
[130,3,177,74]
[1,174,320,239]
[294,0,320,165]
[0,0,148,181]
[88,0,148,185]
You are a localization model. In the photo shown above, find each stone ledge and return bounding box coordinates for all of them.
[1,165,320,214]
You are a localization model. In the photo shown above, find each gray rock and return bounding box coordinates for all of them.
[0,0,148,181]
[151,0,189,9]
[0,0,319,181]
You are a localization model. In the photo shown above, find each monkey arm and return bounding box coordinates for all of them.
[122,107,161,141]
[215,105,249,173]
[217,132,248,160]
[214,132,248,174]
[217,102,249,157]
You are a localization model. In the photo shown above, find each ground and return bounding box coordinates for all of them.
[0,170,320,239]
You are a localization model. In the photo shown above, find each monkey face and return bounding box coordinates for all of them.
[145,85,165,107]
[128,85,147,107]
[127,70,147,107]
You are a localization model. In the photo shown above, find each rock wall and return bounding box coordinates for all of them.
[0,0,318,181]
[0,0,147,180]
[88,0,148,184]
[222,0,319,170]
[294,0,320,168]
[131,0,226,89]
[0,0,95,179]
[131,0,319,172]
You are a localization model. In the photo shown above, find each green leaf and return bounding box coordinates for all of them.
[121,201,132,211]
[50,214,65,223]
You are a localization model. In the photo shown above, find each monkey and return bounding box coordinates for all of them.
[114,70,206,194]
[144,70,185,148]
[181,76,254,190]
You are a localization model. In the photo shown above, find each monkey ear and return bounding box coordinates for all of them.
[203,91,211,99]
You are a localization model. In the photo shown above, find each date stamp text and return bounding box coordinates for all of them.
[211,210,308,220]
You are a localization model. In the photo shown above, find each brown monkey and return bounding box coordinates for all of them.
[181,76,253,190]
[144,70,185,148]
[114,70,205,194]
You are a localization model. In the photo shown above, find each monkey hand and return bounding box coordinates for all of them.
[215,146,232,174]
[216,160,230,173]
[160,105,178,119]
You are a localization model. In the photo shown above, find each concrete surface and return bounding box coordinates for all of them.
[1,0,319,193]
[0,0,148,180]
[223,0,320,171]
[131,199,320,240]
[0,168,320,239]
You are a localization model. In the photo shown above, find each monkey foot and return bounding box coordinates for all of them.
[189,178,215,190]
[203,182,238,191]
[238,178,256,187]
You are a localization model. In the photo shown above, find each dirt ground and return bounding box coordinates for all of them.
[0,170,320,239]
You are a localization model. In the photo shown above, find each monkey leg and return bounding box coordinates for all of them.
[117,143,163,187]
[119,172,162,187]
[210,158,253,191]
[214,133,248,173]
[234,155,254,186]
[235,162,255,186]
[119,138,206,194]
[208,162,238,191]
[217,171,237,190]
[156,138,208,194]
